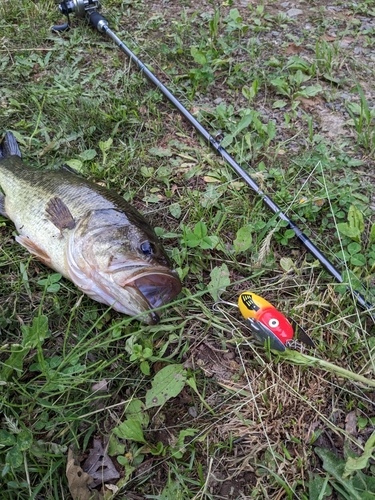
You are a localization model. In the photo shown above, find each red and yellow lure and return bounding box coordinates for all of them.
[238,291,295,351]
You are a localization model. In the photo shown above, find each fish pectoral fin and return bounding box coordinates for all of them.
[15,235,52,266]
[46,197,76,233]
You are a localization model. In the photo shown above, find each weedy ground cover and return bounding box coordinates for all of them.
[1,0,375,498]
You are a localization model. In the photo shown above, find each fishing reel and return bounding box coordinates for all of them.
[52,0,101,31]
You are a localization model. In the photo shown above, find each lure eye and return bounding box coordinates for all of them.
[140,241,154,255]
[268,318,279,328]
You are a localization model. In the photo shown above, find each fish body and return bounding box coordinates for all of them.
[0,132,181,324]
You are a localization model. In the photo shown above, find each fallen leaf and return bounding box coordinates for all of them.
[203,175,220,183]
[298,96,323,110]
[285,42,303,54]
[91,380,108,392]
[82,439,120,488]
[66,447,102,500]
[103,484,118,494]
[314,199,326,207]
[341,37,355,46]
[322,34,336,42]
[299,197,326,207]
[345,411,357,437]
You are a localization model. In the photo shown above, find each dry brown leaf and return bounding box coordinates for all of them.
[91,379,108,392]
[285,42,303,54]
[66,448,102,500]
[341,37,355,46]
[298,96,323,111]
[203,175,220,183]
[322,34,336,42]
[82,439,120,488]
[345,411,357,437]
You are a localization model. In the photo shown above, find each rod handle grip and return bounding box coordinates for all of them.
[89,11,108,31]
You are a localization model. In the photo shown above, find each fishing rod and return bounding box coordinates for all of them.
[52,0,375,320]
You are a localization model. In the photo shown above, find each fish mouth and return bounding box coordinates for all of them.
[118,268,182,324]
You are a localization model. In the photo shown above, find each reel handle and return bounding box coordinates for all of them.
[51,0,102,32]
[51,21,70,32]
[51,0,71,32]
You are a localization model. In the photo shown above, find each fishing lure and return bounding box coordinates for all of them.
[238,291,314,351]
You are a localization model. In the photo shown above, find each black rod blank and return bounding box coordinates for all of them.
[89,11,374,318]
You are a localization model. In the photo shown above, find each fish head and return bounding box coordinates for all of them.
[68,208,181,323]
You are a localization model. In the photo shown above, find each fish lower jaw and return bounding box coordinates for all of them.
[67,262,154,321]
[67,259,181,324]
[80,281,158,324]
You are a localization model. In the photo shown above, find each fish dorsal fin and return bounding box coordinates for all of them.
[0,193,8,219]
[60,163,80,175]
[0,132,22,159]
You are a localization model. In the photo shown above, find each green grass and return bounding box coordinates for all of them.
[1,0,375,498]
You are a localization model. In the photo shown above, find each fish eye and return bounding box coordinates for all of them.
[269,318,279,328]
[140,241,154,255]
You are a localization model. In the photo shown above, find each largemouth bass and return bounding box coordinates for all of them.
[0,132,181,324]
